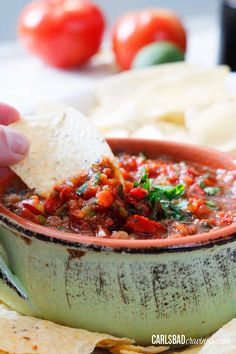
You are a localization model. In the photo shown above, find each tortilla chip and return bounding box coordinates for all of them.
[186,94,236,146]
[218,140,236,156]
[183,348,202,354]
[94,63,207,107]
[131,123,191,143]
[1,300,236,354]
[198,319,236,353]
[109,344,168,354]
[10,107,114,196]
[169,345,202,353]
[0,304,132,354]
[91,66,229,132]
[132,67,228,120]
[91,101,145,132]
[91,63,206,131]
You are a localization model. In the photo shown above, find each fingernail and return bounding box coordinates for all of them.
[5,128,29,155]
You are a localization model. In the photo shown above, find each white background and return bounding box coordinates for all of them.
[0,0,220,41]
[0,0,223,113]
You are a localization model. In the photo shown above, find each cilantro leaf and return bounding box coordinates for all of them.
[205,200,219,210]
[160,200,188,220]
[149,184,185,203]
[133,171,186,220]
[200,180,206,189]
[199,178,221,196]
[148,184,186,220]
[204,187,220,196]
[134,171,151,191]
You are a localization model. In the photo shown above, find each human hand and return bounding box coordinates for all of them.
[0,103,29,167]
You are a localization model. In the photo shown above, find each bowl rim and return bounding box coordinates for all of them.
[0,138,236,250]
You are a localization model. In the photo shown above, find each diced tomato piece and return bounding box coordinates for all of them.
[169,175,178,183]
[183,175,194,186]
[97,188,114,207]
[59,186,73,203]
[195,204,212,219]
[125,215,166,236]
[68,199,83,216]
[103,168,113,178]
[118,167,127,178]
[185,168,197,177]
[129,187,148,200]
[217,212,234,226]
[189,183,205,197]
[203,177,217,187]
[106,178,118,186]
[70,174,86,186]
[44,198,62,214]
[124,181,134,193]
[207,212,234,227]
[172,221,197,236]
[188,198,203,213]
[20,208,43,224]
[71,209,85,219]
[99,173,108,185]
[188,197,212,219]
[125,156,138,171]
[83,185,98,200]
[20,207,36,219]
[167,167,178,183]
[22,203,43,215]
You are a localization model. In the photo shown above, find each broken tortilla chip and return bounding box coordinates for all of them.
[109,344,169,354]
[91,66,228,132]
[1,300,236,354]
[198,318,236,353]
[94,63,206,107]
[186,94,236,146]
[170,345,202,354]
[0,304,132,354]
[10,107,114,196]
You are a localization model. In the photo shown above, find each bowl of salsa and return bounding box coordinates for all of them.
[0,139,236,345]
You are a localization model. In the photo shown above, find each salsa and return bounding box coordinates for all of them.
[2,153,236,239]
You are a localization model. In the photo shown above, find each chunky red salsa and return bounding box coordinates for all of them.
[2,153,236,239]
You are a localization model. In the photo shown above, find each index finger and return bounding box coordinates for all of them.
[0,103,20,125]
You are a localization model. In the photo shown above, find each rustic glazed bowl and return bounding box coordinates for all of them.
[0,139,236,345]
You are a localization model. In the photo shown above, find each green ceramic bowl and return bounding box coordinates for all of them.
[0,139,236,345]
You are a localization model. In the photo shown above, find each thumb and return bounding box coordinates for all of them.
[0,125,29,167]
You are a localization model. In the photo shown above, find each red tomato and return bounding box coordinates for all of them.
[126,215,166,236]
[97,188,114,207]
[18,0,105,68]
[22,203,43,215]
[112,8,187,70]
[44,197,62,214]
[129,187,148,200]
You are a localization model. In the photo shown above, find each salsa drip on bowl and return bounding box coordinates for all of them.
[3,153,236,240]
